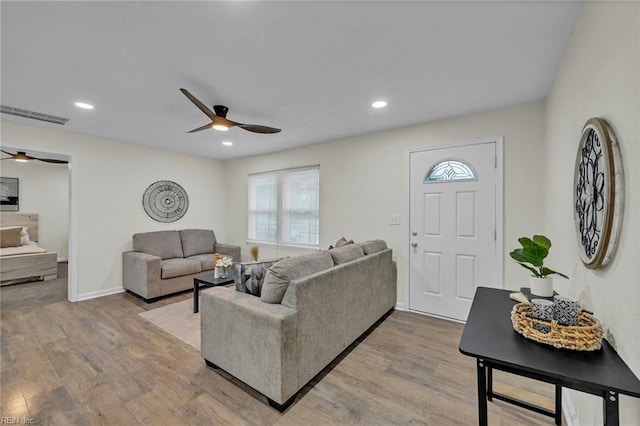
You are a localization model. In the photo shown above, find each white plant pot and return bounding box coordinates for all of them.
[530,276,554,297]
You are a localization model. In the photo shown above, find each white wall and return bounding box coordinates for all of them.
[0,160,69,260]
[1,121,226,300]
[224,101,547,306]
[545,2,640,424]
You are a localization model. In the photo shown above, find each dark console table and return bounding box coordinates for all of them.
[459,287,640,426]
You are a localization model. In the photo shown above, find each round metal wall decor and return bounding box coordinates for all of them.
[142,180,189,223]
[573,118,624,269]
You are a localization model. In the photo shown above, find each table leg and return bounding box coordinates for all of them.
[193,281,199,313]
[554,385,562,425]
[487,365,493,401]
[477,358,488,426]
[603,390,619,426]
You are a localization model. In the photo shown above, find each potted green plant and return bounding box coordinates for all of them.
[510,235,569,296]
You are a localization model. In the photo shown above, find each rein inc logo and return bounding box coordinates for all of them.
[1,418,35,424]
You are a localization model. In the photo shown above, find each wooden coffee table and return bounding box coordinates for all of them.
[193,272,234,313]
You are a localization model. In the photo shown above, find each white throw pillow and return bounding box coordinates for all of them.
[21,226,31,245]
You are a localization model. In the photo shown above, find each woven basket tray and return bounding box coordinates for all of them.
[511,303,603,351]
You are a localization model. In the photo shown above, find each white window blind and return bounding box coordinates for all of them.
[248,166,319,247]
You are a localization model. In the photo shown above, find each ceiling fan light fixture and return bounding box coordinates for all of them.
[372,100,387,109]
[212,124,229,131]
[14,152,29,162]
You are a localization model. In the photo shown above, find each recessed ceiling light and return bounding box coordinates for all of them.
[372,100,387,109]
[212,124,229,131]
[74,102,94,110]
[222,141,233,146]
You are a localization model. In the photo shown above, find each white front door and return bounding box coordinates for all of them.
[409,140,501,321]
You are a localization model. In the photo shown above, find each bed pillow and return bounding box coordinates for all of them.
[21,227,31,245]
[1,227,23,248]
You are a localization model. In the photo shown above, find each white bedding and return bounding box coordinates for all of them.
[0,241,47,257]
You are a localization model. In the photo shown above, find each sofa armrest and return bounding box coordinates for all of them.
[122,251,161,299]
[213,243,241,262]
[200,286,297,404]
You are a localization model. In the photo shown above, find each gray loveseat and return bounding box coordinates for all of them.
[122,229,241,302]
[200,240,396,410]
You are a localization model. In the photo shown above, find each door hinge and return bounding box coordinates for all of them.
[494,156,497,168]
[494,229,497,241]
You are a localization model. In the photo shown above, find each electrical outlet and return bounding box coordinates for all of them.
[390,215,400,226]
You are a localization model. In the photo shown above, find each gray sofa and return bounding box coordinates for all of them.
[200,240,396,410]
[122,229,241,302]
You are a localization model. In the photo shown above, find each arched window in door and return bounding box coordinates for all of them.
[424,159,476,183]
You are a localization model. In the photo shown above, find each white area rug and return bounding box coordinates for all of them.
[139,299,201,350]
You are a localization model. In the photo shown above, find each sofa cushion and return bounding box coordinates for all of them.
[261,251,334,304]
[358,239,388,255]
[234,259,282,296]
[160,258,202,279]
[327,244,365,265]
[179,229,216,258]
[133,230,184,260]
[187,254,216,271]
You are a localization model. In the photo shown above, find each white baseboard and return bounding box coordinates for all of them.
[563,388,579,426]
[77,286,124,301]
[395,302,406,311]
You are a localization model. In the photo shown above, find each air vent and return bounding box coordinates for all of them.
[0,104,69,125]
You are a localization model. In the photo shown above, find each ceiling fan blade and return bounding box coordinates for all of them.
[238,124,281,134]
[180,88,217,120]
[35,158,68,164]
[1,149,15,156]
[187,123,214,133]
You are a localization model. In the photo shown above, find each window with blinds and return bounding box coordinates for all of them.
[248,166,319,247]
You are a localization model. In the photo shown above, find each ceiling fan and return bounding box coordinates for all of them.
[1,150,68,164]
[180,88,281,134]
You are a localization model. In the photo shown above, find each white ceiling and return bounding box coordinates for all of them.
[0,1,581,160]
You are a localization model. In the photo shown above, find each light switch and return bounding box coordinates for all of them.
[390,215,400,226]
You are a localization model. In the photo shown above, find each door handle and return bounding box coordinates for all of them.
[412,231,418,236]
[411,242,418,247]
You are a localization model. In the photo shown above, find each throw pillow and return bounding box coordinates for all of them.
[261,251,334,304]
[233,259,282,297]
[327,244,365,265]
[234,263,250,293]
[1,227,24,248]
[358,239,388,255]
[334,237,354,248]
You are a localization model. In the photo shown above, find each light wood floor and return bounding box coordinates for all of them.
[1,269,557,425]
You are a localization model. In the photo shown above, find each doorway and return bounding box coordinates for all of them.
[0,145,75,302]
[407,138,503,321]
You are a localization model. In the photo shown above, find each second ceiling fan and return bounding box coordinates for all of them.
[180,88,281,134]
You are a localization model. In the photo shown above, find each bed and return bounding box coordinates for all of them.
[0,213,58,286]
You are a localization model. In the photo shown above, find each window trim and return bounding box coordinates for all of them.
[248,165,320,248]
